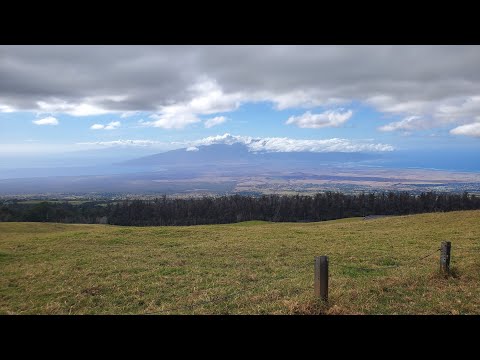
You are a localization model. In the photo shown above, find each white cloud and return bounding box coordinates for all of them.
[103,121,121,130]
[370,95,480,132]
[0,104,15,112]
[32,116,59,126]
[190,133,393,153]
[366,95,431,115]
[268,90,346,110]
[141,79,243,129]
[378,116,427,132]
[77,140,161,147]
[2,134,394,156]
[286,110,353,128]
[188,133,248,147]
[450,122,480,137]
[145,111,199,129]
[120,111,141,118]
[435,96,480,123]
[37,100,110,116]
[204,116,227,128]
[35,95,127,117]
[90,121,121,130]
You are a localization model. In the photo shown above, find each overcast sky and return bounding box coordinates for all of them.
[1,45,479,156]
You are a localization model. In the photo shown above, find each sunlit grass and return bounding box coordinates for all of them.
[1,211,479,314]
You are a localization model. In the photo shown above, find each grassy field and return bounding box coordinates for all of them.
[1,210,479,315]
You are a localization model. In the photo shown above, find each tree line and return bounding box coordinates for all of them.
[1,191,479,226]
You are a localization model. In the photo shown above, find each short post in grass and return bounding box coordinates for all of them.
[440,241,451,276]
[314,256,328,302]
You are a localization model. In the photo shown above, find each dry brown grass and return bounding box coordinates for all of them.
[1,210,479,314]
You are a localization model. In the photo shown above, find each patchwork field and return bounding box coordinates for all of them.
[1,210,479,314]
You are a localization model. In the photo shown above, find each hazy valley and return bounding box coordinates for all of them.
[1,143,479,199]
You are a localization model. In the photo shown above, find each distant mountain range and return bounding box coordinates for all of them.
[1,143,479,196]
[117,143,480,173]
[118,143,380,168]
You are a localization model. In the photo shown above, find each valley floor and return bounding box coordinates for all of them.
[1,210,479,314]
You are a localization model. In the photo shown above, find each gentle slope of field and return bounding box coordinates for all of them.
[1,211,479,314]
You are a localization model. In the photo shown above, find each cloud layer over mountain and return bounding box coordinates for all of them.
[189,133,394,153]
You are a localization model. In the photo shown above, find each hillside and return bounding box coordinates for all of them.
[1,210,479,314]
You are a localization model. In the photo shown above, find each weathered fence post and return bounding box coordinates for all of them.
[314,256,328,302]
[440,241,451,276]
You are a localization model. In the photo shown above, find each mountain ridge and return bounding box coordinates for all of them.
[118,143,380,167]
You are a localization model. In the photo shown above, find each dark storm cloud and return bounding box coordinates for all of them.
[1,45,480,132]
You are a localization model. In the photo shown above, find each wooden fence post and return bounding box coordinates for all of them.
[440,241,451,276]
[314,256,328,302]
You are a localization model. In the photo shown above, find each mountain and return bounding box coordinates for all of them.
[118,143,380,168]
[118,143,253,167]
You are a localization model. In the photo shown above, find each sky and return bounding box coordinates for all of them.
[1,45,480,160]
